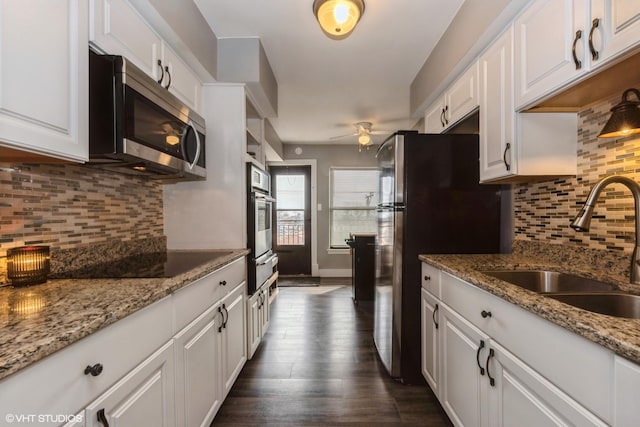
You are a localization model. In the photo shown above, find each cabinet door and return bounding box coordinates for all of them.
[220,282,247,397]
[247,291,262,359]
[90,0,162,81]
[424,98,446,133]
[421,289,440,395]
[85,341,175,427]
[162,42,202,111]
[441,304,490,427]
[591,0,640,67]
[479,27,515,182]
[0,0,88,161]
[614,356,640,427]
[445,61,479,126]
[260,288,271,335]
[174,303,223,427]
[488,341,607,427]
[514,0,588,109]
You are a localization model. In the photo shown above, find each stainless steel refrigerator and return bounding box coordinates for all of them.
[374,131,502,384]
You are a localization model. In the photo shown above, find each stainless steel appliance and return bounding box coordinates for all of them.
[374,131,503,384]
[247,164,278,294]
[88,50,205,181]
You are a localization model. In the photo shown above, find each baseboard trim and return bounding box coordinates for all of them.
[318,268,352,278]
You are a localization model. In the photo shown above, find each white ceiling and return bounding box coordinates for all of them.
[194,0,465,145]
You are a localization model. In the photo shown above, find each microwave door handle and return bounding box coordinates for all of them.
[182,120,201,170]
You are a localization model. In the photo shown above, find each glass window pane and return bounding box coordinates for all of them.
[330,209,377,247]
[329,168,379,247]
[276,175,305,209]
[277,210,304,245]
[331,169,379,208]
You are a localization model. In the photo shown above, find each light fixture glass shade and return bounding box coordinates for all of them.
[358,134,370,145]
[313,0,364,40]
[598,88,640,138]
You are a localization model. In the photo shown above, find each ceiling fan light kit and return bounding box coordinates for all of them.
[313,0,365,40]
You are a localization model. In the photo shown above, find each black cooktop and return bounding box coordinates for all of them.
[52,251,232,279]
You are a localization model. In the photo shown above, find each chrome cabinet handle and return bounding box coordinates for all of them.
[424,275,431,281]
[219,280,227,287]
[84,363,103,377]
[476,340,485,375]
[440,108,445,127]
[433,303,439,329]
[503,143,511,171]
[164,65,172,89]
[572,30,582,70]
[481,310,492,318]
[97,409,110,427]
[443,105,449,125]
[589,18,600,61]
[486,348,496,387]
[156,60,164,84]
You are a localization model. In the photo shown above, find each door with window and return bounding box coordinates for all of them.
[271,165,311,276]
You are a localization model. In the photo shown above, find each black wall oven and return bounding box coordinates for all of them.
[247,164,278,294]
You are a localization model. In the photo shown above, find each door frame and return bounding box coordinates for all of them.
[268,159,318,276]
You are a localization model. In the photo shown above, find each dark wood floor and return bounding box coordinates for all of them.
[213,283,452,426]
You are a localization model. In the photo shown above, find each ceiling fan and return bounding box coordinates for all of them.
[329,122,393,148]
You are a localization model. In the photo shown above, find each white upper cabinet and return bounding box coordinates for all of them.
[90,0,162,79]
[0,0,88,161]
[514,0,588,109]
[479,27,515,181]
[591,0,640,68]
[90,0,201,111]
[424,61,479,133]
[515,0,640,110]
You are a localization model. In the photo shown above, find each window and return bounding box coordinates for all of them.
[330,168,379,248]
[275,173,305,245]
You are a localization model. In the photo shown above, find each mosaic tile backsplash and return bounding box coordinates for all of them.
[514,90,640,253]
[0,163,165,282]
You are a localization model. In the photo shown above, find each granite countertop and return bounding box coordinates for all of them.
[0,248,249,381]
[419,252,640,365]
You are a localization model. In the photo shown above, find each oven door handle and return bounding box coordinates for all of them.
[256,254,278,266]
[254,193,276,203]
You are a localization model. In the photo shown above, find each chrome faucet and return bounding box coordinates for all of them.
[571,175,640,284]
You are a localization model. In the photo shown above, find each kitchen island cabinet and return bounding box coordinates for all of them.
[420,253,640,426]
[0,0,88,162]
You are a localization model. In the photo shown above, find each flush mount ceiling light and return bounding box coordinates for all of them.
[313,0,365,40]
[598,88,640,138]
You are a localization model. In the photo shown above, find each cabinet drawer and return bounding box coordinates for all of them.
[0,296,173,421]
[421,263,441,297]
[173,258,245,332]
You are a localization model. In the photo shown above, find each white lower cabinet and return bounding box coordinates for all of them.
[247,283,271,359]
[420,288,440,394]
[420,262,631,426]
[440,304,490,427]
[173,303,223,427]
[220,282,248,398]
[85,340,176,427]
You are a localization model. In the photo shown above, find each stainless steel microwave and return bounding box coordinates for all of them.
[88,50,206,182]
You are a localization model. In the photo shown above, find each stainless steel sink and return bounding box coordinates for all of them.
[546,293,640,319]
[480,270,617,293]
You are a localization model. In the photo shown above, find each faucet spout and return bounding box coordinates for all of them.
[571,175,640,285]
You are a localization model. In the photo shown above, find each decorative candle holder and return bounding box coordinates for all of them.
[7,246,50,287]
